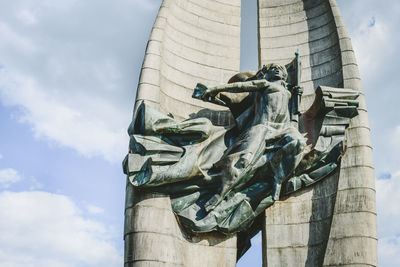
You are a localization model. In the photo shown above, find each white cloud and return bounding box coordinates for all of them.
[16,9,37,25]
[0,22,37,53]
[0,168,21,188]
[28,177,44,190]
[0,0,162,162]
[351,18,391,80]
[337,0,400,93]
[376,171,400,266]
[379,236,400,267]
[337,0,400,176]
[0,153,3,159]
[373,125,400,178]
[394,126,400,144]
[376,171,400,237]
[336,0,398,83]
[0,69,127,162]
[0,191,122,266]
[87,204,104,215]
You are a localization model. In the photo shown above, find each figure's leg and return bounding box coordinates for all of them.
[269,131,307,200]
[205,126,268,211]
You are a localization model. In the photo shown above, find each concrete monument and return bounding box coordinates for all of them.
[123,0,377,266]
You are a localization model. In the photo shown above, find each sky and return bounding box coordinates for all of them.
[0,0,398,266]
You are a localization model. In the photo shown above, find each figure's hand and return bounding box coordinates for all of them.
[291,85,303,96]
[192,83,207,99]
[192,83,216,101]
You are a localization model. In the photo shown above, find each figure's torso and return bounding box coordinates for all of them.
[253,80,291,132]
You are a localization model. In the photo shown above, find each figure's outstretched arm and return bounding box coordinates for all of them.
[211,79,270,93]
[193,80,270,103]
[192,83,227,106]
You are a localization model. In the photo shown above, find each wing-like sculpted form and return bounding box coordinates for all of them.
[284,86,359,195]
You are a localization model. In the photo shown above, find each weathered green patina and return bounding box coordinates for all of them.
[123,61,359,235]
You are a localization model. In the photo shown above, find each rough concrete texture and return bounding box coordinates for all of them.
[258,0,377,266]
[125,0,241,266]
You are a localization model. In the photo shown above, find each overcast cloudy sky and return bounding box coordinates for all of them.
[0,0,398,266]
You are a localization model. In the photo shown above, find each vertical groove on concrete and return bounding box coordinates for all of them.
[125,0,241,266]
[258,0,377,266]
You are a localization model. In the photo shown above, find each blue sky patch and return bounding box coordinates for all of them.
[378,172,392,180]
[369,16,376,27]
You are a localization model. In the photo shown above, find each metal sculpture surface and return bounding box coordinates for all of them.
[123,57,359,235]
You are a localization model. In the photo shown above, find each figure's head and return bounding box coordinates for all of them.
[265,63,288,81]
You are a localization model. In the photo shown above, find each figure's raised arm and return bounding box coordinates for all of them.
[192,80,270,103]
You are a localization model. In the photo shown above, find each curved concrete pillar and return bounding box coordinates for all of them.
[258,0,377,266]
[323,1,377,265]
[125,0,241,266]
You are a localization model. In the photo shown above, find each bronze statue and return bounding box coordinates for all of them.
[123,58,359,235]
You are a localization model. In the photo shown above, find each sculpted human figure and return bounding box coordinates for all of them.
[192,64,307,210]
[124,61,359,235]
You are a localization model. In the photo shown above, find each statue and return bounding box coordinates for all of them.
[123,56,359,235]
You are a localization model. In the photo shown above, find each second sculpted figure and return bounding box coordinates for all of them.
[124,57,359,237]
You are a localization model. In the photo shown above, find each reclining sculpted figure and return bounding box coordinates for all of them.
[123,59,359,236]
